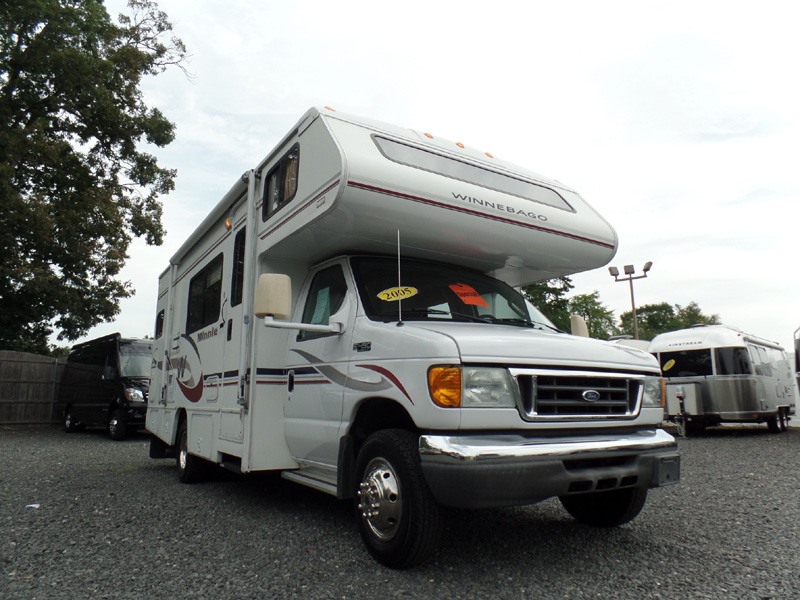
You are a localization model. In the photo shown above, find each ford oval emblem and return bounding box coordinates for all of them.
[582,390,601,402]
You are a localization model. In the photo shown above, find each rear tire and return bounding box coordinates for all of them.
[177,421,207,483]
[767,415,781,434]
[560,487,648,527]
[354,429,442,568]
[64,407,80,433]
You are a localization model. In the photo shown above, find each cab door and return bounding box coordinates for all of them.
[283,262,355,468]
[219,226,247,443]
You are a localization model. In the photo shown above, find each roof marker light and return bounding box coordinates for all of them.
[456,142,465,149]
[324,106,335,111]
[485,152,493,158]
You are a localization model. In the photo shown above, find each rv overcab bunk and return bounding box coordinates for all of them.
[148,107,679,568]
[650,324,796,435]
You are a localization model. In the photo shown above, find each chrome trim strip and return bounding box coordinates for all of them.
[419,429,676,463]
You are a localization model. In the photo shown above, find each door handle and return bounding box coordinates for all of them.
[287,369,295,393]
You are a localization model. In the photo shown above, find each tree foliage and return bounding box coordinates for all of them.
[567,291,618,340]
[521,277,574,332]
[618,301,720,340]
[0,0,186,353]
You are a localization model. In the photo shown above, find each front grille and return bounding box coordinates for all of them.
[514,371,641,420]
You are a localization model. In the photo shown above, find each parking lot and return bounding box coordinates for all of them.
[2,424,799,600]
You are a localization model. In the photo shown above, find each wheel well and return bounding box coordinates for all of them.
[338,397,417,500]
[349,397,417,452]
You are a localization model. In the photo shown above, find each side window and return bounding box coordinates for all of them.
[186,254,223,333]
[299,265,347,340]
[261,144,300,221]
[231,228,246,307]
[154,310,165,339]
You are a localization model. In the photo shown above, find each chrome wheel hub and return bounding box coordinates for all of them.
[357,458,402,541]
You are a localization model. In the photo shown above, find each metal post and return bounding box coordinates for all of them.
[628,278,639,340]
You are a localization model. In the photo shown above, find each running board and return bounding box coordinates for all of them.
[281,471,337,496]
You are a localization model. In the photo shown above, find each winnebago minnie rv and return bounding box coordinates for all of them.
[649,325,796,434]
[147,107,679,568]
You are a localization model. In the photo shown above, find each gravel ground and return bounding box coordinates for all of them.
[2,424,799,600]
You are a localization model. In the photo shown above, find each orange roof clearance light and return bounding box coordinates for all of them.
[224,217,232,230]
[485,152,493,158]
[456,142,465,149]
[425,133,434,139]
[428,366,462,408]
[324,106,335,111]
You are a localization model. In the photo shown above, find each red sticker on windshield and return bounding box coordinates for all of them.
[449,283,489,307]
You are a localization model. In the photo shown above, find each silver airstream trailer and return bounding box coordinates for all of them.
[649,325,795,434]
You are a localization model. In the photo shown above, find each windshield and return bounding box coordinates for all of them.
[119,341,152,378]
[351,257,539,327]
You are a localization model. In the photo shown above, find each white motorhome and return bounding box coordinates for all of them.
[649,325,795,434]
[148,107,679,568]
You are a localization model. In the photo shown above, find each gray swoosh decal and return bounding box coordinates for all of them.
[290,349,392,393]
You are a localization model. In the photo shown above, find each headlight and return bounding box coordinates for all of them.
[125,387,146,404]
[428,366,518,408]
[641,376,664,408]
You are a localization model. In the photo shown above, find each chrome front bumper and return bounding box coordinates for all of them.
[418,429,679,509]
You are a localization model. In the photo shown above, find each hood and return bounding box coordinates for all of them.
[408,322,659,373]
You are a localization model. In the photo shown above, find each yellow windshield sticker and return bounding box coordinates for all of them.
[663,359,676,371]
[378,286,418,302]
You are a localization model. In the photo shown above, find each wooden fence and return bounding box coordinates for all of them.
[0,351,65,425]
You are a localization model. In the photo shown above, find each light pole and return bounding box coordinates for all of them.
[608,261,652,340]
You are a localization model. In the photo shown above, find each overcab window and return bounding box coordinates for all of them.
[186,254,223,333]
[262,144,300,221]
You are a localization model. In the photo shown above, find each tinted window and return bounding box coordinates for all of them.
[660,349,713,377]
[186,254,223,333]
[231,228,246,307]
[299,265,348,340]
[154,310,165,339]
[261,145,300,221]
[374,136,573,211]
[715,347,752,375]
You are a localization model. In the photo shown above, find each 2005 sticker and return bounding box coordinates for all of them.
[378,286,418,302]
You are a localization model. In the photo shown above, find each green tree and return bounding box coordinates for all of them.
[568,291,618,340]
[619,301,720,340]
[675,302,720,328]
[521,277,574,332]
[0,0,187,353]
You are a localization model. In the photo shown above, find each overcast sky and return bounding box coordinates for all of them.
[72,0,799,352]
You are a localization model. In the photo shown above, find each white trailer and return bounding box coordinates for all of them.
[649,325,796,434]
[148,107,678,568]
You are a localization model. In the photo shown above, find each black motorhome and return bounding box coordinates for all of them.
[60,333,151,439]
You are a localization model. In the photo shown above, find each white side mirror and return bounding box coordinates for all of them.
[570,314,590,337]
[254,273,292,320]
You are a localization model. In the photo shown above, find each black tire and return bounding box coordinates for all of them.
[354,429,442,569]
[64,407,80,433]
[108,408,127,440]
[560,487,648,527]
[767,415,781,434]
[177,421,206,483]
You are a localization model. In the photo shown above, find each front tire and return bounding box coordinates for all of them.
[354,429,442,569]
[108,408,127,440]
[560,487,648,527]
